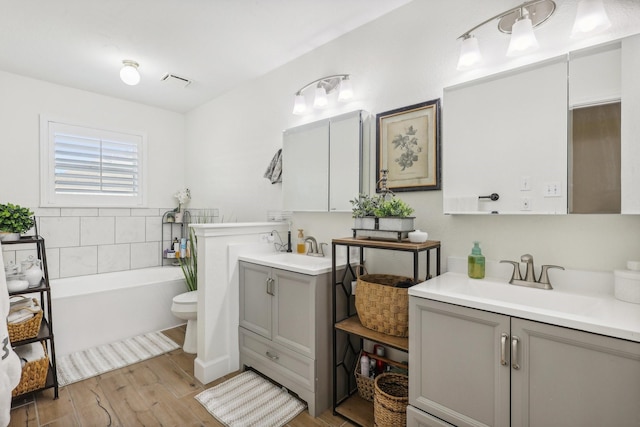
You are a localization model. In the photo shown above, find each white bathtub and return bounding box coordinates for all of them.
[50,266,187,356]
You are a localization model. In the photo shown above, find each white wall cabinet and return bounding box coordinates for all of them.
[282,110,366,212]
[238,261,333,417]
[408,297,640,427]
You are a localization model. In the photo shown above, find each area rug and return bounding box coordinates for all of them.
[56,331,180,386]
[195,370,306,427]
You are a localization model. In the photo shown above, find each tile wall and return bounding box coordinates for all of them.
[2,208,218,279]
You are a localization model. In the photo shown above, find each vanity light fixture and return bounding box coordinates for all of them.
[456,0,556,70]
[571,0,611,38]
[120,60,141,86]
[292,74,352,115]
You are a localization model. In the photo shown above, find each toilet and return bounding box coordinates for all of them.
[171,290,198,354]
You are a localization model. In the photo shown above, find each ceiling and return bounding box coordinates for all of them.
[0,0,412,113]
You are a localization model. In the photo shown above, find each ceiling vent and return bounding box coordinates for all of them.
[160,73,192,88]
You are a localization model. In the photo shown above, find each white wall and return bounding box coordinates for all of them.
[185,0,640,273]
[0,70,185,209]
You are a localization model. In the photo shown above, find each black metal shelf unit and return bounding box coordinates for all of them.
[5,235,59,403]
[331,237,441,426]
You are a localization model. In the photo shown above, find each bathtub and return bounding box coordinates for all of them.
[50,266,187,356]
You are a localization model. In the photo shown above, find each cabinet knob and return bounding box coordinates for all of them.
[266,351,279,361]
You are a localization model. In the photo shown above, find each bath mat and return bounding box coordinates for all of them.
[195,370,306,427]
[56,331,180,386]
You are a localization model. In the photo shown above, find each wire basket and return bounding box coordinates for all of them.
[374,373,409,427]
[8,298,43,343]
[355,268,412,337]
[12,342,49,397]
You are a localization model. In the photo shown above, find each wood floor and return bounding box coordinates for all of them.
[8,325,356,427]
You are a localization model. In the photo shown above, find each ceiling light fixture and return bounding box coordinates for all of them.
[292,74,353,115]
[120,60,141,86]
[456,0,556,70]
[571,0,611,38]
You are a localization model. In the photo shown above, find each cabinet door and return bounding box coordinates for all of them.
[282,120,329,212]
[329,112,361,212]
[239,262,273,339]
[272,268,316,358]
[409,297,510,427]
[511,318,640,427]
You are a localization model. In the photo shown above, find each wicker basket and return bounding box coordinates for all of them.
[354,350,409,402]
[374,373,409,427]
[355,268,413,337]
[12,342,49,397]
[8,298,43,343]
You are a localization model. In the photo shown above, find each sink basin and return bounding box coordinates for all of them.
[441,278,605,317]
[238,252,348,275]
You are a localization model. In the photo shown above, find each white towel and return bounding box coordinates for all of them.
[0,243,24,427]
[7,309,36,324]
[14,342,46,366]
[263,148,282,184]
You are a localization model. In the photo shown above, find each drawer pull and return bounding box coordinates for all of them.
[500,333,509,366]
[512,336,520,370]
[266,351,279,360]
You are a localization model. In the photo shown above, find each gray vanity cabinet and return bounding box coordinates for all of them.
[409,297,640,427]
[238,261,333,417]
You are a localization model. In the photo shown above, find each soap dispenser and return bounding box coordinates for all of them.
[468,241,485,279]
[297,229,305,254]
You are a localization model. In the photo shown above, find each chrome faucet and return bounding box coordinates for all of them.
[304,236,326,257]
[500,254,564,290]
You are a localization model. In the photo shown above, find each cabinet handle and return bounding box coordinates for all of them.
[512,336,520,370]
[266,278,275,296]
[500,333,509,366]
[266,351,279,360]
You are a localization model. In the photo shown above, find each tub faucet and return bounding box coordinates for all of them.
[500,254,564,290]
[304,236,325,257]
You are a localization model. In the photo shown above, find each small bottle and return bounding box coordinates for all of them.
[468,241,485,279]
[180,238,187,257]
[186,239,191,258]
[296,229,305,254]
[360,353,370,377]
[173,238,180,258]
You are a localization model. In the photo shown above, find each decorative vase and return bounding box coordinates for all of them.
[21,255,43,287]
[0,232,20,241]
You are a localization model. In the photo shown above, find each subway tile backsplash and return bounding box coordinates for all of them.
[1,208,217,279]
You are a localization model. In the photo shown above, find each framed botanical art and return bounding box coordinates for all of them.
[376,99,441,192]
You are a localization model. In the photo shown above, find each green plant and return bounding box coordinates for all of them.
[178,228,197,291]
[374,197,415,218]
[0,203,35,233]
[349,193,382,218]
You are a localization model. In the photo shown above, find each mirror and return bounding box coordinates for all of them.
[282,110,369,212]
[442,33,640,215]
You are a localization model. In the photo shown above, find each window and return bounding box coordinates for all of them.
[40,116,147,207]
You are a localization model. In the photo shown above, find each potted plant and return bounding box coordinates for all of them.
[374,197,415,231]
[173,188,191,223]
[350,193,382,229]
[178,228,197,291]
[0,203,35,241]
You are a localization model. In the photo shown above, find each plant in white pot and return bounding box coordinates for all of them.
[173,188,191,223]
[0,203,35,241]
[374,197,415,231]
[350,193,382,229]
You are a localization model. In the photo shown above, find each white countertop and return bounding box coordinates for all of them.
[409,272,640,343]
[238,252,348,275]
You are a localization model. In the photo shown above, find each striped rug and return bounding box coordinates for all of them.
[195,370,306,427]
[56,331,180,386]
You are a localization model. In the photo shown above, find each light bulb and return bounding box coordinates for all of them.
[313,86,328,108]
[571,0,611,38]
[120,60,140,86]
[457,35,482,70]
[338,77,353,101]
[507,17,539,57]
[292,94,306,114]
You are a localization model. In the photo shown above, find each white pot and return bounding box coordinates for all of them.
[0,232,20,241]
[377,217,415,232]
